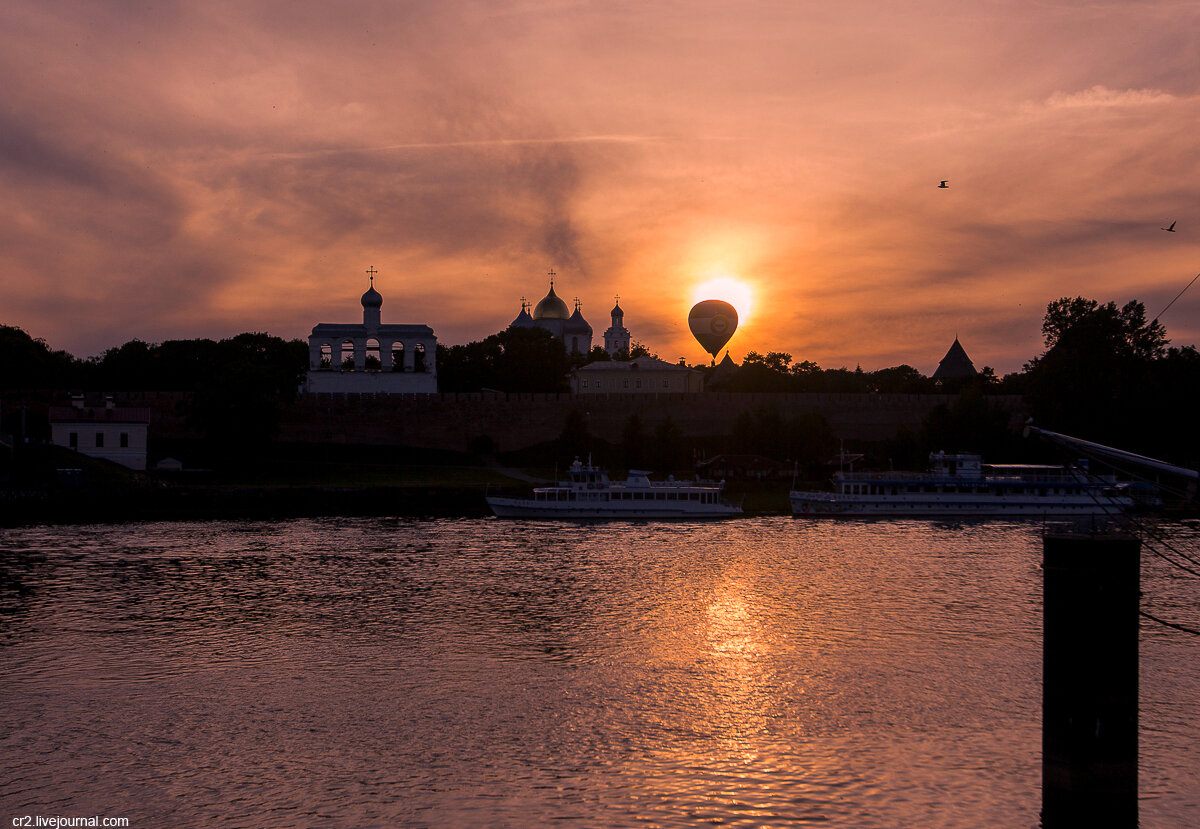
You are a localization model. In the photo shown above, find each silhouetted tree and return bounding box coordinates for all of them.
[436,327,569,393]
[185,333,307,455]
[0,325,83,390]
[1024,297,1167,445]
[621,413,646,470]
[650,417,684,475]
[558,408,592,459]
[919,386,1022,459]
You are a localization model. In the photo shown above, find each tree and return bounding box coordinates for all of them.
[558,408,592,458]
[650,417,684,475]
[1038,297,1167,361]
[621,413,646,470]
[0,325,84,390]
[185,333,308,455]
[1025,297,1167,443]
[436,327,569,393]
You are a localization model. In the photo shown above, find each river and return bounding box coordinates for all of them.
[2,517,1198,827]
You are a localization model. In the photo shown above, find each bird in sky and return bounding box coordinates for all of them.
[938,180,949,188]
[1161,220,1176,232]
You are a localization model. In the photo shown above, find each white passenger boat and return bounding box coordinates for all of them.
[487,458,742,519]
[790,451,1135,518]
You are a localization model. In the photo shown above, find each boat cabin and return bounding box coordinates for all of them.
[929,452,983,480]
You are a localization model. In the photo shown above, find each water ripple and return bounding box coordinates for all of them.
[1,517,1197,826]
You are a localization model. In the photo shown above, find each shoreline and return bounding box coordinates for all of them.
[1,483,794,527]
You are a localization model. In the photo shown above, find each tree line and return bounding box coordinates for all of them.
[4,295,1198,467]
[0,328,307,455]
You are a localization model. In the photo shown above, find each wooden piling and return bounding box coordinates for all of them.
[1042,532,1140,828]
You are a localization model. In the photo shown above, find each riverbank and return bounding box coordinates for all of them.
[1,478,796,526]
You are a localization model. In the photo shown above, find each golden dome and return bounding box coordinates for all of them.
[533,284,570,320]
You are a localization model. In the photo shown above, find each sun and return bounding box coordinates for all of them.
[691,275,754,324]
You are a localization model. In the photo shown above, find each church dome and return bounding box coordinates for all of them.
[611,300,623,318]
[361,284,383,309]
[533,285,569,320]
[565,303,592,335]
[511,305,535,329]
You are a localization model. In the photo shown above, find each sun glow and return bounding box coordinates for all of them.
[691,276,754,324]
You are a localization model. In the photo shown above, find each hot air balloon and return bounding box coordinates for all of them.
[689,299,738,360]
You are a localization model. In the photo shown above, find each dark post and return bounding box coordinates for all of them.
[1042,532,1140,828]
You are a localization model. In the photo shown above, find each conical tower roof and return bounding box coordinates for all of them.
[932,337,977,380]
[706,351,740,389]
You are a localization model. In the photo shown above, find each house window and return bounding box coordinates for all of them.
[69,432,78,449]
[120,433,129,448]
[663,379,669,388]
[623,380,629,388]
[636,379,642,389]
[95,433,104,448]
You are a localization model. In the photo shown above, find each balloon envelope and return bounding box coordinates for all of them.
[688,300,738,357]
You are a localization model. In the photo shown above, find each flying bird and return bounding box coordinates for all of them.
[938,181,949,188]
[1161,220,1176,232]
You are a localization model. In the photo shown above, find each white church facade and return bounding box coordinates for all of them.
[304,269,438,394]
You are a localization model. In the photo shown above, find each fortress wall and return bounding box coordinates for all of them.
[278,392,1029,452]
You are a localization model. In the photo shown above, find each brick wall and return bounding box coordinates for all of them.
[277,392,1029,452]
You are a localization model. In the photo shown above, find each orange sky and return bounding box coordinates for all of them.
[3,0,1199,374]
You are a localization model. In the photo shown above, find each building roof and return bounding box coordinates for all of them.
[575,356,699,374]
[50,406,151,424]
[310,323,435,338]
[706,352,741,388]
[932,337,978,380]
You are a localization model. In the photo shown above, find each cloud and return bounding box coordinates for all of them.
[2,0,1199,369]
[1042,85,1176,109]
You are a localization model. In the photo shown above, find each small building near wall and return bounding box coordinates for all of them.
[305,269,438,394]
[570,356,705,394]
[49,398,150,470]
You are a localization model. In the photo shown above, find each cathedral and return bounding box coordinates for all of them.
[510,272,632,358]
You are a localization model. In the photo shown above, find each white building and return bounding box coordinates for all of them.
[50,399,150,470]
[305,269,438,393]
[570,356,704,394]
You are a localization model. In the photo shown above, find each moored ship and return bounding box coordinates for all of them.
[487,458,742,519]
[790,451,1136,518]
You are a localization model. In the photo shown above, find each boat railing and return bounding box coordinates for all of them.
[834,469,1097,484]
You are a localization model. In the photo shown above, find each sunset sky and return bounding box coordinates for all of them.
[3,0,1199,375]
